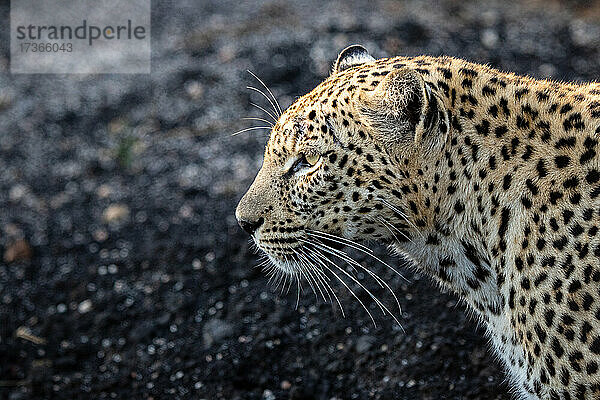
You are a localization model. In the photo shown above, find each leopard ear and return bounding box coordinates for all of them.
[357,67,444,151]
[333,45,374,74]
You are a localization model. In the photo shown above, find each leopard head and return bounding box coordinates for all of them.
[236,45,449,274]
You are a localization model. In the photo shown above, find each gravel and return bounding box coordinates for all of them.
[2,0,600,399]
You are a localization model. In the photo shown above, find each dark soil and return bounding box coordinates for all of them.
[2,0,600,399]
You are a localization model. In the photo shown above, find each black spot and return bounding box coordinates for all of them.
[537,159,548,178]
[459,68,478,77]
[515,88,529,99]
[475,120,490,136]
[563,177,579,189]
[553,236,568,250]
[537,238,546,250]
[535,323,547,343]
[552,337,564,358]
[516,115,529,129]
[580,149,596,165]
[587,361,598,375]
[537,91,550,102]
[482,85,496,96]
[489,156,496,170]
[503,174,512,190]
[555,137,576,149]
[489,105,498,118]
[555,155,570,168]
[563,112,585,132]
[525,179,538,195]
[438,67,452,79]
[544,309,555,327]
[590,337,600,354]
[495,125,508,138]
[426,234,440,245]
[522,145,533,160]
[560,104,573,114]
[549,190,563,204]
[499,207,510,240]
[586,170,600,184]
[462,240,482,269]
[454,201,465,213]
[570,223,584,237]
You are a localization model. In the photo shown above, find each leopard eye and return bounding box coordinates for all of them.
[306,154,320,166]
[285,153,321,178]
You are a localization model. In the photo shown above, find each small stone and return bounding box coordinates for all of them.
[93,229,108,242]
[4,239,32,263]
[184,81,204,100]
[355,335,375,353]
[262,389,275,400]
[281,380,292,390]
[78,299,93,314]
[570,19,597,47]
[102,204,130,224]
[202,319,234,347]
[96,184,113,199]
[481,29,498,49]
[9,184,27,202]
[538,63,557,78]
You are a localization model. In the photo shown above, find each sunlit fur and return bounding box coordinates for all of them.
[237,48,600,399]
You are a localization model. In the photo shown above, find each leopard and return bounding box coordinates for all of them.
[235,45,600,399]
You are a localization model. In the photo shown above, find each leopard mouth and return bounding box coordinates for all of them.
[253,228,404,326]
[254,228,352,277]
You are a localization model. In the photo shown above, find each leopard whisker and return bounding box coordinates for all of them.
[242,117,275,128]
[297,247,332,304]
[297,250,328,302]
[292,250,320,301]
[301,239,395,324]
[379,199,425,240]
[301,237,402,323]
[231,126,273,136]
[247,70,283,116]
[295,271,301,310]
[299,247,346,317]
[304,236,402,318]
[247,86,280,120]
[377,216,414,245]
[249,102,278,124]
[307,229,373,254]
[307,230,408,282]
[304,246,375,326]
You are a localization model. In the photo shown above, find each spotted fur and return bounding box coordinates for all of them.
[236,45,600,399]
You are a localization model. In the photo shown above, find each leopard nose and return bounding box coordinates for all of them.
[237,217,264,235]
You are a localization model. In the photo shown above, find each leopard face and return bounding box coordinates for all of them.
[236,45,449,274]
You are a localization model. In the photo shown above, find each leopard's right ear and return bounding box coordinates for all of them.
[333,45,374,74]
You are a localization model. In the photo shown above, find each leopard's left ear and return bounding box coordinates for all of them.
[333,45,375,74]
[357,67,447,152]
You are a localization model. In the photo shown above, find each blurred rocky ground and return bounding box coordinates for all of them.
[1,0,600,399]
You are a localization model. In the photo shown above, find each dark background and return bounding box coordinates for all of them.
[2,0,600,399]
